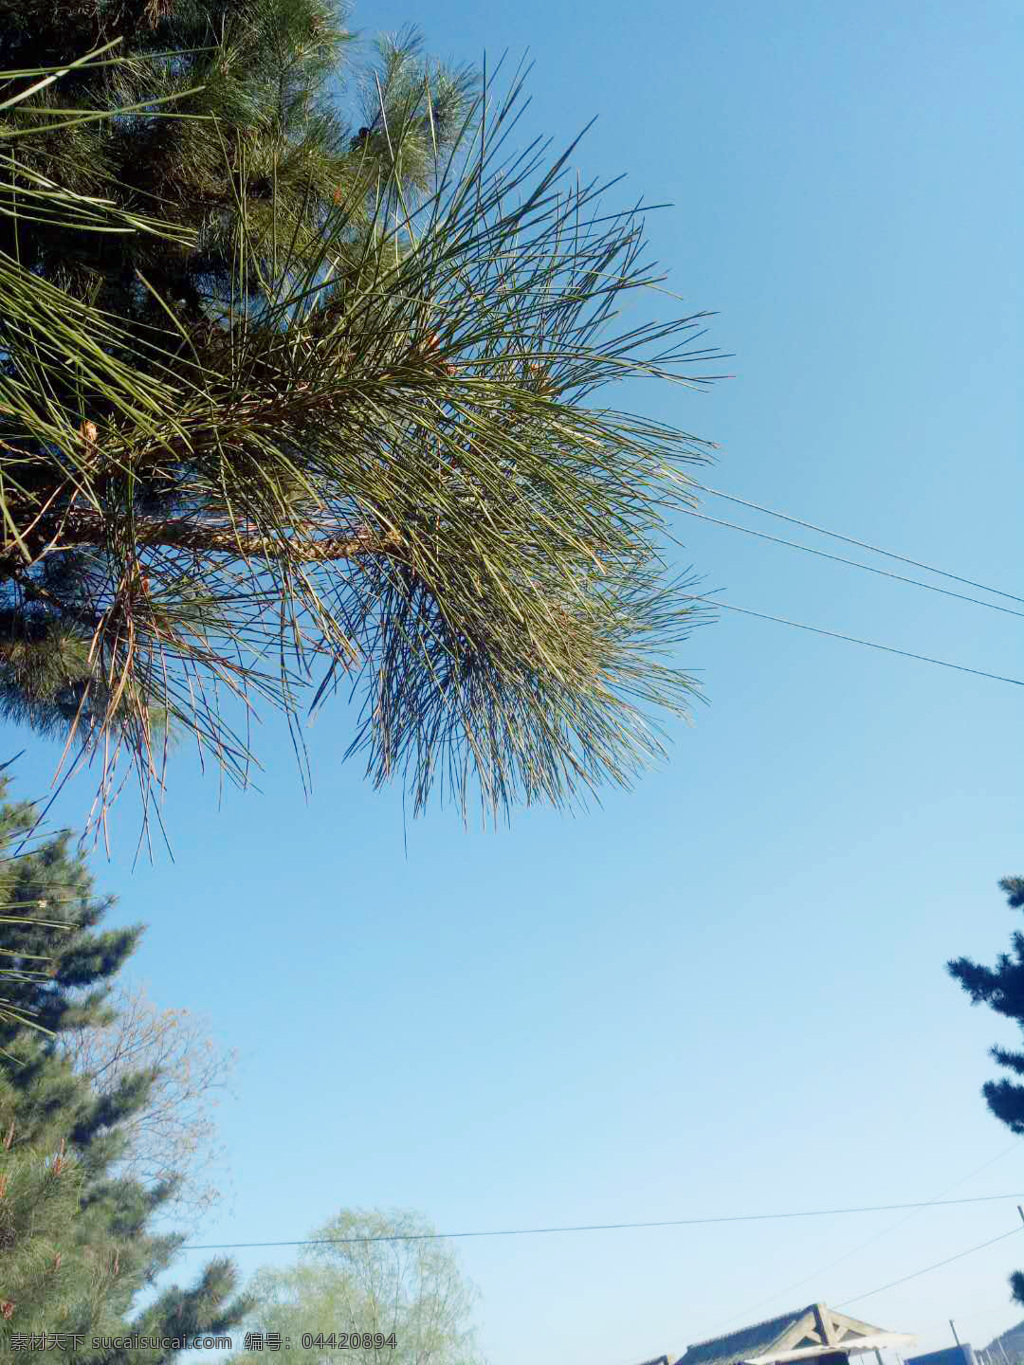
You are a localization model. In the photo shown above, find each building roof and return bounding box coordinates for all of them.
[678,1309,811,1365]
[674,1304,915,1365]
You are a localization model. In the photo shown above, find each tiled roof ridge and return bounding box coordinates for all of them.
[683,1307,812,1353]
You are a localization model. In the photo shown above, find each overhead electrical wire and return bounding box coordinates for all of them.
[687,482,1024,609]
[691,1140,1024,1339]
[179,1191,1024,1252]
[836,1222,1024,1310]
[677,508,1024,621]
[686,596,1024,689]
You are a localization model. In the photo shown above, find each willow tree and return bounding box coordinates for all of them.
[0,0,721,836]
[231,1208,483,1365]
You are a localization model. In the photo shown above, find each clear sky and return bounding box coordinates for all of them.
[6,2,1024,1363]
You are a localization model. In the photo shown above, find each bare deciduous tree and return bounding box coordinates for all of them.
[60,983,237,1226]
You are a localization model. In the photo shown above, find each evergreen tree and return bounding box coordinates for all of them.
[949,874,1024,1304]
[0,0,720,833]
[0,777,139,1035]
[0,1072,99,1335]
[0,780,250,1354]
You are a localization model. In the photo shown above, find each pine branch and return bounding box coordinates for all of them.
[18,509,394,564]
[0,31,724,839]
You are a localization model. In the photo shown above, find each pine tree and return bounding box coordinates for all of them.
[0,1073,98,1335]
[0,0,721,834]
[948,875,1024,1304]
[0,777,139,1035]
[0,781,250,1354]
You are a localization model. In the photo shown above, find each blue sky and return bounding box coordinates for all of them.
[6,1,1024,1363]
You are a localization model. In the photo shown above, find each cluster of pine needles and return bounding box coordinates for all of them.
[0,40,726,839]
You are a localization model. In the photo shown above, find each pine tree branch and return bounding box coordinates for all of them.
[24,510,398,565]
[0,34,722,837]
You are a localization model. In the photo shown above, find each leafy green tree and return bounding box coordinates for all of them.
[948,874,1024,1303]
[0,779,250,1354]
[231,1209,483,1365]
[0,0,720,835]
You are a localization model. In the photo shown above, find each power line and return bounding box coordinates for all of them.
[836,1224,1024,1310]
[692,1141,1024,1339]
[179,1192,1024,1252]
[921,1299,1023,1332]
[688,595,1024,689]
[678,509,1024,621]
[689,483,1024,609]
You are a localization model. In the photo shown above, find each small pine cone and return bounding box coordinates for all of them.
[527,363,554,395]
[79,420,98,446]
[413,332,445,367]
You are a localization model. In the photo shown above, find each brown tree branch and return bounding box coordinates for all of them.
[1,512,400,573]
[64,512,388,560]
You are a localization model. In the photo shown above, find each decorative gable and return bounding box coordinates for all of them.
[675,1303,915,1365]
